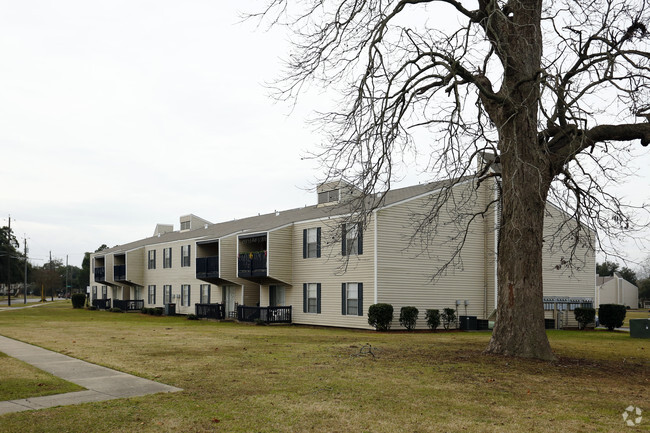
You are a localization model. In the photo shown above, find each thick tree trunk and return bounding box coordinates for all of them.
[485,129,555,360]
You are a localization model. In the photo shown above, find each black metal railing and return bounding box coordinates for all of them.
[113,299,144,311]
[195,303,225,319]
[196,256,219,279]
[237,305,292,324]
[114,265,126,280]
[92,298,111,309]
[94,267,105,281]
[237,251,267,278]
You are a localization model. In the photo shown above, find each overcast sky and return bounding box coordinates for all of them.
[1,1,649,270]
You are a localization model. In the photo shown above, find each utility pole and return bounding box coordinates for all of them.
[50,250,54,301]
[6,215,11,307]
[24,236,28,304]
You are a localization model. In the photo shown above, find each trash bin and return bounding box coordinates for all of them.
[459,316,477,330]
[630,319,650,339]
[164,303,176,316]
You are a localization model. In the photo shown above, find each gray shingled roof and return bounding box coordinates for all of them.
[98,179,457,255]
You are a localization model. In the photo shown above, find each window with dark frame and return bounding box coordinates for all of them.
[148,285,156,304]
[163,285,172,304]
[181,284,190,306]
[303,283,321,314]
[200,284,210,304]
[341,282,363,316]
[303,227,321,258]
[148,250,156,269]
[163,247,172,268]
[181,245,191,267]
[342,223,363,256]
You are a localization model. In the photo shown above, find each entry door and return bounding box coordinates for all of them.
[269,285,285,307]
[222,286,235,316]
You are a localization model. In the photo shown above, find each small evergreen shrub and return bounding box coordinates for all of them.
[399,306,419,331]
[441,308,457,330]
[599,304,626,331]
[367,303,394,331]
[154,307,164,316]
[425,309,441,331]
[109,307,124,313]
[86,305,97,311]
[71,293,86,309]
[147,308,156,315]
[187,314,199,320]
[573,307,596,329]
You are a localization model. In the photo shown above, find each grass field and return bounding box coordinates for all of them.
[0,352,84,400]
[0,304,647,433]
[623,309,650,327]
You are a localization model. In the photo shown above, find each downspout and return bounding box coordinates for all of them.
[373,209,378,304]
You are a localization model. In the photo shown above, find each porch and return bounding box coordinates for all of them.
[112,299,144,311]
[237,305,292,324]
[195,303,226,319]
[92,298,111,310]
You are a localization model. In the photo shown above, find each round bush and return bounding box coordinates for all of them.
[367,303,394,331]
[399,306,419,331]
[425,309,441,331]
[598,304,626,331]
[71,293,86,309]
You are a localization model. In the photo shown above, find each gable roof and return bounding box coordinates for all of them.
[95,178,458,255]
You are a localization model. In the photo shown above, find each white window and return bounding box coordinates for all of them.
[181,245,191,267]
[180,221,190,231]
[200,284,211,304]
[318,189,339,204]
[305,283,320,314]
[148,285,156,304]
[163,248,172,268]
[181,284,191,306]
[163,285,172,304]
[101,285,107,299]
[148,250,156,269]
[346,283,358,315]
[342,223,363,256]
[304,228,320,258]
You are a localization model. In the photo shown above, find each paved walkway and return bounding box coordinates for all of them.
[0,335,182,415]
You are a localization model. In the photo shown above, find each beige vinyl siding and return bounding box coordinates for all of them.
[268,226,292,285]
[540,205,595,300]
[218,235,240,285]
[290,217,374,328]
[105,254,116,286]
[376,181,490,328]
[597,278,638,307]
[242,282,260,306]
[126,248,145,286]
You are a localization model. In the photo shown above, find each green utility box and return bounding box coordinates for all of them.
[629,319,650,339]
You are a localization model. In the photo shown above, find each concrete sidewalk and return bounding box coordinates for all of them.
[0,335,182,415]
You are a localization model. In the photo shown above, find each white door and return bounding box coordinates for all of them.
[222,286,235,317]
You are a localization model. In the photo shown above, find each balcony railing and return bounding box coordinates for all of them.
[92,298,111,310]
[114,265,126,280]
[196,256,219,279]
[238,251,267,278]
[94,266,105,281]
[195,303,225,319]
[113,299,144,311]
[237,305,292,324]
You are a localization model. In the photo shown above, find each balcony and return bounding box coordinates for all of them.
[93,267,106,282]
[114,265,126,281]
[238,251,267,278]
[237,305,291,324]
[196,256,219,279]
[113,299,144,311]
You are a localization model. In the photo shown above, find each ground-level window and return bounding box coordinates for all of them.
[303,283,321,314]
[101,286,107,299]
[181,284,191,306]
[341,282,363,316]
[200,284,210,304]
[148,285,156,304]
[163,285,172,304]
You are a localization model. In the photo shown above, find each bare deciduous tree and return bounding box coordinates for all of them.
[255,0,650,360]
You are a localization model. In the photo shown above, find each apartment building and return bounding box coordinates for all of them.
[90,176,595,329]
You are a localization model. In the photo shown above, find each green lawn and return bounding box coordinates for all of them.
[623,309,650,327]
[0,304,647,433]
[0,352,84,400]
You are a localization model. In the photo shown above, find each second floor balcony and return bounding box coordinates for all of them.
[196,256,219,279]
[93,266,106,282]
[238,251,267,278]
[114,265,126,281]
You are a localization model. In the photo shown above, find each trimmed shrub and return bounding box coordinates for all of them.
[154,307,164,316]
[441,308,457,330]
[187,314,199,320]
[86,305,97,311]
[109,307,124,313]
[425,309,441,331]
[367,303,394,331]
[399,306,419,331]
[599,304,626,331]
[71,293,86,309]
[573,307,596,329]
